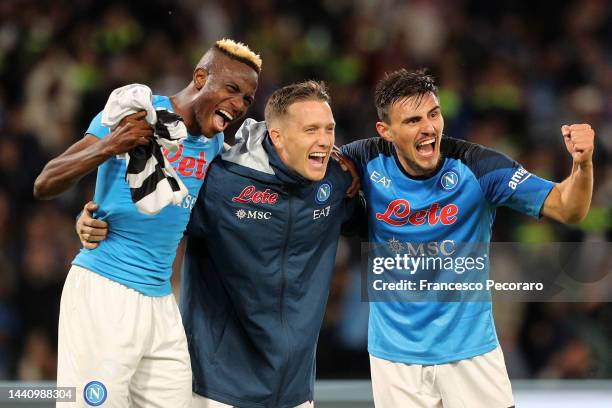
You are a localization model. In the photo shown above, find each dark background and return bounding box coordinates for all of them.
[0,0,610,380]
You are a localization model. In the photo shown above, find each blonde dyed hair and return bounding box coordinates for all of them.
[214,39,262,73]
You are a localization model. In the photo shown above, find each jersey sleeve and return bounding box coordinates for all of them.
[471,147,554,218]
[85,111,111,139]
[340,140,368,178]
[341,137,395,180]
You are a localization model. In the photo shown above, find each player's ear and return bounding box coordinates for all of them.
[269,128,282,148]
[376,121,392,142]
[193,67,209,90]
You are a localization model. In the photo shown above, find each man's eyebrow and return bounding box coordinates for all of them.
[401,106,440,123]
[402,114,422,123]
[302,122,335,128]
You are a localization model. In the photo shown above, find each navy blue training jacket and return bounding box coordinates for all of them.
[180,119,359,408]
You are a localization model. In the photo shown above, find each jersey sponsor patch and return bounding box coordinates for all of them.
[376,200,458,226]
[232,186,279,204]
[370,170,392,188]
[235,209,272,220]
[313,205,331,219]
[163,145,209,179]
[508,167,531,190]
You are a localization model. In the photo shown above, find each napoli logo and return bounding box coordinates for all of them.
[84,381,107,406]
[315,182,332,204]
[440,170,459,191]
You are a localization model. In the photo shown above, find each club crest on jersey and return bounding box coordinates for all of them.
[440,170,459,191]
[376,199,458,226]
[315,182,332,204]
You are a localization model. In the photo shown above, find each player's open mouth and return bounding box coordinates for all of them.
[415,137,436,158]
[213,109,234,131]
[308,152,327,168]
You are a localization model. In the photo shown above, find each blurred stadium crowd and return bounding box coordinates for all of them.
[0,0,610,381]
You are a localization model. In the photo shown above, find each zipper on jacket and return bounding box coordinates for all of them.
[275,191,293,406]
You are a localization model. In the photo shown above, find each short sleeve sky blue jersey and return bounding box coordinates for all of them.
[72,95,223,296]
[342,137,555,364]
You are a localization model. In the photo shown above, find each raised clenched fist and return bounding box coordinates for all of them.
[561,124,595,166]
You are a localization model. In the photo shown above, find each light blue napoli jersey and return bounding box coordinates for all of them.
[72,95,223,296]
[342,137,555,364]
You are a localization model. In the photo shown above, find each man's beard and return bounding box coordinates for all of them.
[416,153,444,178]
[398,150,444,178]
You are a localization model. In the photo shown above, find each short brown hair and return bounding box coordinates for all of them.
[265,80,330,124]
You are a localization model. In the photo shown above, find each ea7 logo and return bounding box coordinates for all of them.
[376,199,458,226]
[236,209,272,220]
[370,171,391,188]
[508,167,531,190]
[313,206,330,220]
